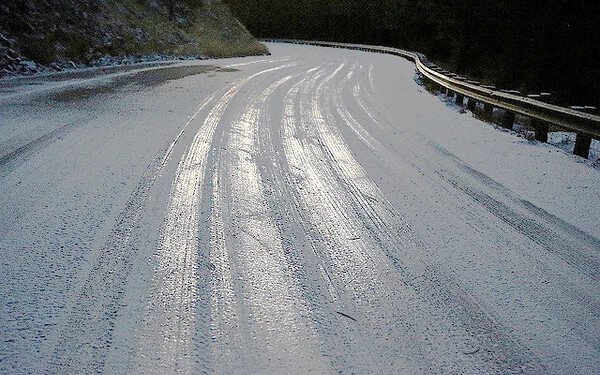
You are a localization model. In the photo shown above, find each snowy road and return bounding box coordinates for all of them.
[1,43,599,374]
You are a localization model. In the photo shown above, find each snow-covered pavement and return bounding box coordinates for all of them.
[1,43,599,374]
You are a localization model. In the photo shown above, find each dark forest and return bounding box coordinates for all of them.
[226,0,600,107]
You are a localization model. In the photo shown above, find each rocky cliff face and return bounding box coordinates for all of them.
[0,0,268,77]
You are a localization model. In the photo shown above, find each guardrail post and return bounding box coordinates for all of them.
[573,133,592,158]
[501,111,515,129]
[428,80,442,93]
[455,93,464,105]
[467,98,476,111]
[531,119,549,142]
[483,103,493,118]
[446,89,454,98]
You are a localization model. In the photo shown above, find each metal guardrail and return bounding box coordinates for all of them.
[264,38,600,158]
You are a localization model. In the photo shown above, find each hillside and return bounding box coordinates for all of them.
[0,0,268,76]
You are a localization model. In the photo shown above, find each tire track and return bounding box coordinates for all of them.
[436,169,600,281]
[132,62,294,374]
[311,61,550,374]
[282,65,396,372]
[254,66,373,372]
[428,140,600,251]
[48,87,225,374]
[0,122,79,179]
[208,71,328,373]
[278,61,505,374]
[331,60,595,372]
[223,56,292,68]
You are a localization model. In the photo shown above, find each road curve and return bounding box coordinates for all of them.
[0,43,599,374]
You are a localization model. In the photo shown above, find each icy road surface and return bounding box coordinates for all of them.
[1,43,599,374]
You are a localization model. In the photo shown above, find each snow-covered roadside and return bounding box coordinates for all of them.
[1,52,208,78]
[0,55,288,103]
[545,131,600,162]
[428,87,600,165]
